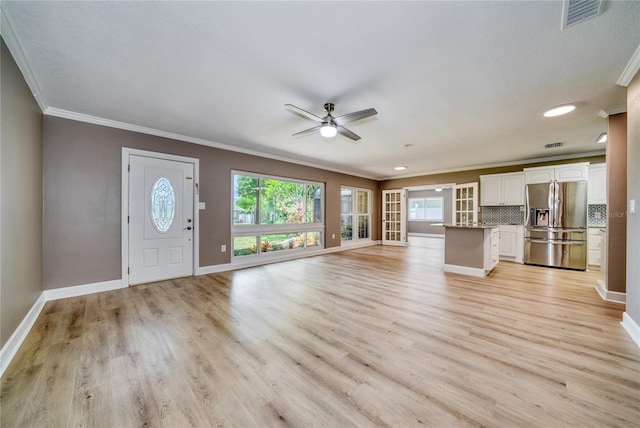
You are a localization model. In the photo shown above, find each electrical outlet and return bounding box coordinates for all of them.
[221,244,226,252]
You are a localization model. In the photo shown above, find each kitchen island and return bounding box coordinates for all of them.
[443,224,499,277]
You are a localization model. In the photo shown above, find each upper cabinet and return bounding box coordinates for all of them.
[480,172,524,206]
[524,163,589,184]
[588,163,607,205]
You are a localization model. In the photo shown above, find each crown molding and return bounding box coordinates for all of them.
[0,8,47,112]
[44,107,379,180]
[617,43,640,87]
[598,105,627,118]
[379,150,606,181]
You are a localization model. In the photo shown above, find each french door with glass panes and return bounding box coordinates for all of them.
[454,182,478,225]
[382,189,406,246]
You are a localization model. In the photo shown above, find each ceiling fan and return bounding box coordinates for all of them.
[285,102,377,141]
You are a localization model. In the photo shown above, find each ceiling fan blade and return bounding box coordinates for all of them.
[333,108,377,126]
[285,104,324,123]
[337,126,361,141]
[292,125,322,137]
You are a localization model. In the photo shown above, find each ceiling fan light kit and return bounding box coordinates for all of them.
[285,102,377,141]
[320,124,337,138]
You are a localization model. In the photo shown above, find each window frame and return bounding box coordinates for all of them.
[408,196,444,222]
[231,171,325,260]
[341,186,372,244]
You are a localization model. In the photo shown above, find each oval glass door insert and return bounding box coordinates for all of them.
[150,176,175,232]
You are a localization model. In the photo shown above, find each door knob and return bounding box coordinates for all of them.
[187,219,192,223]
[185,226,192,230]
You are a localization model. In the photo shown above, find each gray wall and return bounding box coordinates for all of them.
[407,188,452,235]
[626,71,639,326]
[1,40,44,348]
[43,116,380,290]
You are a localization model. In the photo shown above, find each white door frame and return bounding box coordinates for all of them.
[122,148,200,286]
[403,183,457,227]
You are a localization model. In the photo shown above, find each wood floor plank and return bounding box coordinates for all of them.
[2,244,639,427]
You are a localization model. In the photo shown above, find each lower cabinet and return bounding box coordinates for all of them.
[588,227,603,269]
[499,225,524,263]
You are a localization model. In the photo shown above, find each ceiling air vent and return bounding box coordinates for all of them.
[545,142,564,149]
[561,0,604,29]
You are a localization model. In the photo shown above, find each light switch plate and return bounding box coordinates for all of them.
[199,202,206,210]
[630,199,636,214]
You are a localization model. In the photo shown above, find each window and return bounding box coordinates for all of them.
[232,172,324,259]
[409,196,443,221]
[341,187,371,243]
[150,176,175,232]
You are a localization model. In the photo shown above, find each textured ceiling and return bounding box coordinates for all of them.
[2,1,639,179]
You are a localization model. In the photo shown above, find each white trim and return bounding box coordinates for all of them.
[621,312,640,349]
[0,9,48,112]
[121,148,200,287]
[443,264,487,277]
[380,151,606,181]
[0,293,46,377]
[595,280,626,304]
[408,232,445,238]
[46,108,378,180]
[617,43,640,87]
[43,279,124,301]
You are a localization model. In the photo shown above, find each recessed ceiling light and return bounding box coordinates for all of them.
[596,133,607,144]
[543,104,576,117]
[394,166,407,171]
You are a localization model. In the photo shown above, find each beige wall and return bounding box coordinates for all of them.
[43,116,380,290]
[607,113,627,294]
[626,72,640,324]
[1,40,44,347]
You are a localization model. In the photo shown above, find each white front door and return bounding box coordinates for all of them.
[128,155,195,285]
[382,189,407,246]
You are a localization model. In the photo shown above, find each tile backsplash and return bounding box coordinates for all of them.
[481,206,525,225]
[481,204,607,226]
[588,204,607,227]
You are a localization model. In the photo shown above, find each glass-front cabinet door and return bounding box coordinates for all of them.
[454,182,478,225]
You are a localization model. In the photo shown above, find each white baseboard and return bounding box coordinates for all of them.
[595,280,626,304]
[443,264,487,277]
[621,312,640,349]
[197,263,234,275]
[0,293,46,377]
[1,279,124,378]
[43,279,125,301]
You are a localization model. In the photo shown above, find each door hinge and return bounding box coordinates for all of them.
[128,164,130,172]
[127,267,130,274]
[127,215,130,223]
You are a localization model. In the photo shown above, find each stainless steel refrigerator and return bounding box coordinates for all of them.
[524,180,588,270]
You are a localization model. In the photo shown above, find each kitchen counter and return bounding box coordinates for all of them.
[443,225,499,277]
[442,224,499,229]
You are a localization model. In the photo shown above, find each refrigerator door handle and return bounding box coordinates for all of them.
[526,238,585,245]
[524,185,530,226]
[547,182,554,226]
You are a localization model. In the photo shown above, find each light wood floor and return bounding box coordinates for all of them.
[2,245,639,427]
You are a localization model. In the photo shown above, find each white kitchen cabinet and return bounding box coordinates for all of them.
[588,227,603,269]
[480,172,524,206]
[588,164,607,204]
[499,225,524,263]
[524,163,589,184]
